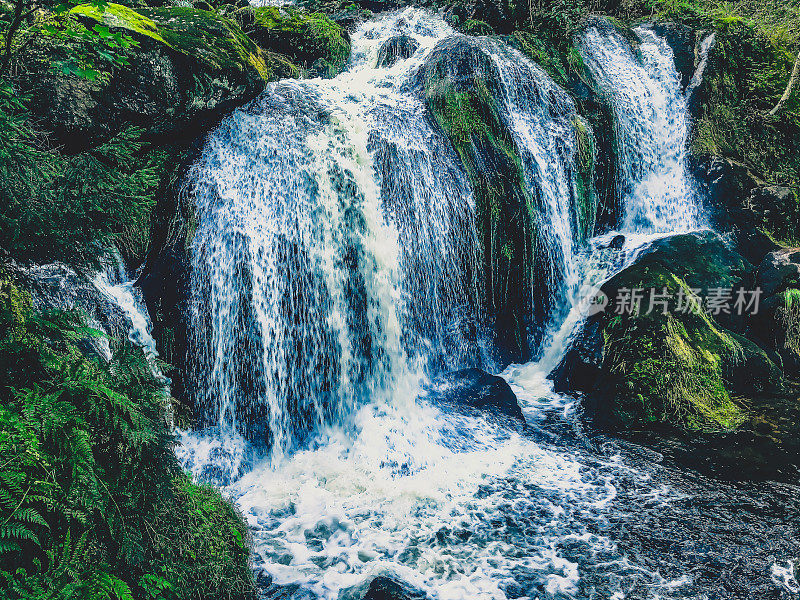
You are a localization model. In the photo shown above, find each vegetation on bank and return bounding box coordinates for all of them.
[0,274,254,599]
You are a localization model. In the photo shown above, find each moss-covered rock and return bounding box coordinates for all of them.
[555,232,782,432]
[573,115,597,245]
[415,36,537,364]
[238,6,350,77]
[26,4,270,149]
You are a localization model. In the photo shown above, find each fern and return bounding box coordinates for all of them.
[0,275,253,598]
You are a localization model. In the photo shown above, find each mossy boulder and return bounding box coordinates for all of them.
[414,35,537,364]
[555,232,782,432]
[237,6,350,77]
[26,4,270,149]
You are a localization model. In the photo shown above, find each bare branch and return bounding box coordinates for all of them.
[770,49,800,116]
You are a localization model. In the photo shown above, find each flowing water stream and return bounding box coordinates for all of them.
[139,10,798,599]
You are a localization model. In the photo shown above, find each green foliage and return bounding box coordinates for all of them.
[43,1,142,81]
[0,276,254,599]
[0,84,164,266]
[689,21,800,200]
[2,0,141,81]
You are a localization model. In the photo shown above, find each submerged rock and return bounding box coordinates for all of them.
[376,34,419,67]
[423,368,525,425]
[340,575,429,600]
[25,4,270,150]
[554,232,781,433]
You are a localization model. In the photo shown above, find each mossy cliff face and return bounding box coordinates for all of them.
[415,36,537,364]
[238,6,351,77]
[26,4,270,149]
[555,232,782,432]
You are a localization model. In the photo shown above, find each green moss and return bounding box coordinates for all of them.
[71,2,167,44]
[573,115,597,244]
[461,19,494,36]
[510,31,568,85]
[778,288,800,359]
[72,3,270,80]
[599,264,748,431]
[242,6,349,77]
[147,475,253,600]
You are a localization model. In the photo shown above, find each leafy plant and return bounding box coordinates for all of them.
[2,0,140,80]
[0,83,164,267]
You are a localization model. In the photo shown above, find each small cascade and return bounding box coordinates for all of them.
[686,32,716,105]
[187,8,590,455]
[93,250,160,361]
[578,21,699,233]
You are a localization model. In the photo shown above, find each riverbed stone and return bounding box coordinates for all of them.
[423,368,525,425]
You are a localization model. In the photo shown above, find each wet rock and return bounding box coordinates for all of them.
[423,368,525,425]
[554,232,781,433]
[19,262,128,360]
[415,36,534,364]
[340,576,429,600]
[756,249,800,298]
[416,35,588,363]
[650,22,696,89]
[377,34,419,67]
[23,4,269,150]
[751,249,800,379]
[138,143,203,419]
[609,234,626,249]
[692,156,790,265]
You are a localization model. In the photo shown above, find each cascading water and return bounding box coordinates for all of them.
[171,10,798,600]
[185,8,588,457]
[578,22,699,233]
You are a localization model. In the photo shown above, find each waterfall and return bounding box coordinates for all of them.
[169,13,797,600]
[578,21,699,233]
[186,8,589,455]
